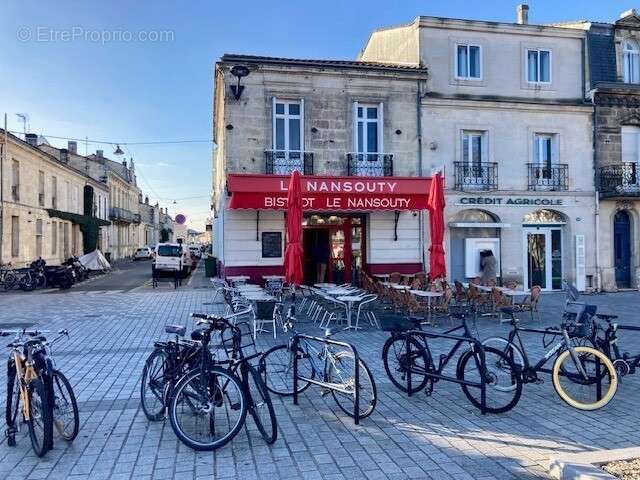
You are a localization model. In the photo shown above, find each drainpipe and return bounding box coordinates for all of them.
[591,93,602,292]
[0,114,6,265]
[417,79,426,271]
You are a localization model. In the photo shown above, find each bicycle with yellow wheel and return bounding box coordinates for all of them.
[482,308,618,411]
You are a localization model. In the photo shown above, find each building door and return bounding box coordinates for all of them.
[523,227,562,290]
[614,210,631,288]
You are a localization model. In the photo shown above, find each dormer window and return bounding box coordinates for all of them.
[623,39,640,83]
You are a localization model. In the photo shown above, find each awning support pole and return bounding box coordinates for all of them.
[394,211,401,241]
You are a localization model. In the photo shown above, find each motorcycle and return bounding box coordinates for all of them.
[63,256,89,282]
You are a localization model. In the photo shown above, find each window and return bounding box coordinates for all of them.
[38,171,45,206]
[35,219,43,258]
[534,134,556,169]
[527,49,551,83]
[11,160,19,201]
[623,40,640,84]
[456,44,481,79]
[65,181,71,211]
[52,221,58,255]
[157,245,182,257]
[11,216,19,257]
[51,176,57,209]
[272,99,303,152]
[354,103,382,154]
[461,130,485,167]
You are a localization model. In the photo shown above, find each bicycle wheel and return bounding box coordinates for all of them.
[19,276,36,292]
[457,346,522,414]
[327,352,377,419]
[51,370,79,441]
[168,366,247,451]
[481,337,525,369]
[5,362,21,446]
[140,349,170,421]
[27,378,53,457]
[552,346,617,411]
[245,364,277,444]
[260,344,314,396]
[382,333,431,394]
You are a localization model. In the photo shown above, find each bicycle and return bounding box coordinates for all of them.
[482,307,618,411]
[2,328,79,456]
[583,310,640,380]
[166,308,277,450]
[381,306,522,414]
[260,305,377,420]
[140,325,202,421]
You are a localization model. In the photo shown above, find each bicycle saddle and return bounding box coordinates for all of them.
[165,325,186,336]
[190,328,206,341]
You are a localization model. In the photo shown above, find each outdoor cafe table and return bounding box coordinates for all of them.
[262,275,285,280]
[227,275,250,285]
[241,292,275,301]
[336,295,365,331]
[392,284,411,290]
[324,288,354,296]
[235,284,264,291]
[372,274,391,280]
[410,290,443,324]
[314,283,336,289]
[498,289,530,323]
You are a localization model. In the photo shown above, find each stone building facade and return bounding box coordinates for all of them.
[0,131,109,266]
[358,8,597,290]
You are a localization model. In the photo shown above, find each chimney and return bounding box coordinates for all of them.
[516,4,529,24]
[96,150,104,163]
[25,133,38,146]
[122,160,127,167]
[145,196,149,204]
[67,141,77,154]
[59,148,69,163]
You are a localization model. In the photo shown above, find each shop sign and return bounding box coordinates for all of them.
[459,197,563,206]
[227,174,432,211]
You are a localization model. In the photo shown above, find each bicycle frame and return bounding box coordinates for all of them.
[400,323,489,413]
[292,334,362,424]
[597,322,640,373]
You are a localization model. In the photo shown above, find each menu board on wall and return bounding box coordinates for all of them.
[261,232,282,258]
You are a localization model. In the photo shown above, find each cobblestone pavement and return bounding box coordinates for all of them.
[0,285,639,480]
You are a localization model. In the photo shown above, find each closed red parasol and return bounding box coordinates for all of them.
[284,170,304,285]
[427,172,446,280]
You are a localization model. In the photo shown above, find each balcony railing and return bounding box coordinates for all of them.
[109,207,141,224]
[527,163,568,191]
[346,153,393,177]
[453,162,498,191]
[600,163,640,198]
[265,150,313,175]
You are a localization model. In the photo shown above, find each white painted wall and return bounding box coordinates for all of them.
[367,212,421,264]
[223,210,285,267]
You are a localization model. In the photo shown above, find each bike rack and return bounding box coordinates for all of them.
[402,327,489,414]
[291,334,363,425]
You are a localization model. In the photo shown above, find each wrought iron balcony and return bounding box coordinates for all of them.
[453,162,498,191]
[265,150,313,175]
[346,153,393,177]
[527,163,568,191]
[600,163,640,198]
[109,206,141,224]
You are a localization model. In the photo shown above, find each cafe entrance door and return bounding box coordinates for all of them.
[302,214,365,285]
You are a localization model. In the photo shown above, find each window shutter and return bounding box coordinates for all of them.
[575,235,586,292]
[271,96,277,149]
[378,102,384,153]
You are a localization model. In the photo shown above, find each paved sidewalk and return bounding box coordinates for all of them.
[0,288,639,479]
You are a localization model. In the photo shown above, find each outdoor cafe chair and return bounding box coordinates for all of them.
[354,294,379,329]
[454,280,468,304]
[252,299,278,339]
[511,285,542,322]
[389,272,402,284]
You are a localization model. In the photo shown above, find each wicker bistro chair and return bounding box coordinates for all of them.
[404,291,431,324]
[453,280,468,304]
[432,287,454,322]
[467,282,490,314]
[389,272,403,284]
[491,287,512,318]
[503,280,519,290]
[511,285,542,322]
[354,294,379,329]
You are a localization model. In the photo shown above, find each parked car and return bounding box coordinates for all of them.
[153,243,191,278]
[134,247,154,261]
[188,245,202,259]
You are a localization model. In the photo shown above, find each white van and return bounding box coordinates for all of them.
[153,243,190,277]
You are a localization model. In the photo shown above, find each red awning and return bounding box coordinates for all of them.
[227,174,432,211]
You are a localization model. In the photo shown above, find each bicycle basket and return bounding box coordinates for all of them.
[563,302,596,338]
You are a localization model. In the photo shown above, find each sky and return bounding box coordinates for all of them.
[0,0,634,229]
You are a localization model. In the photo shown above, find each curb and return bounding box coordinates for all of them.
[549,447,640,480]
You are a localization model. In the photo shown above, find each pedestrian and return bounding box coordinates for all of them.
[313,242,329,283]
[480,249,497,286]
